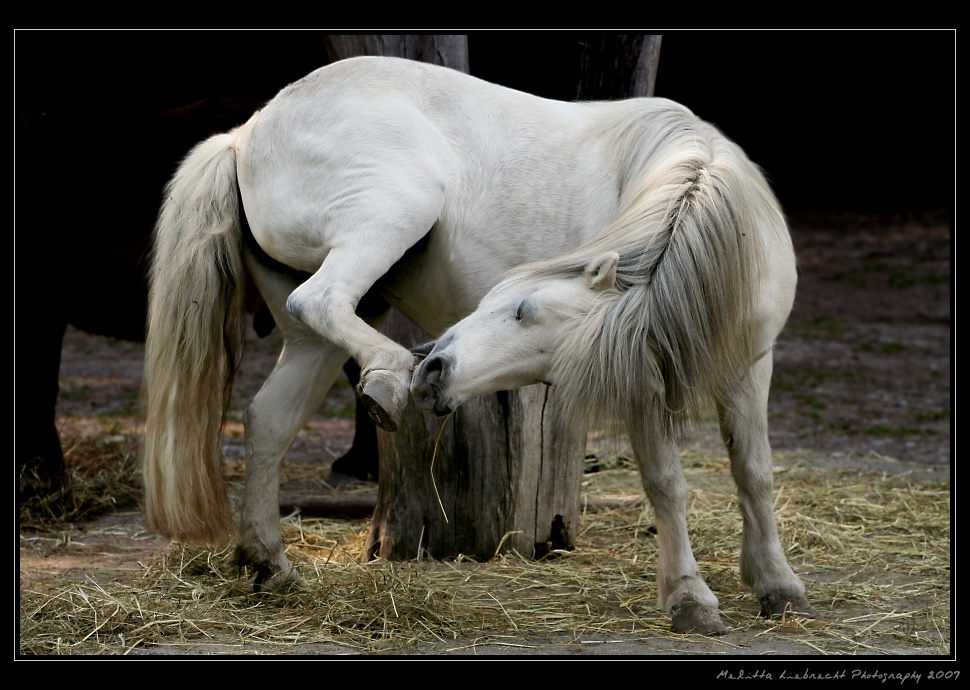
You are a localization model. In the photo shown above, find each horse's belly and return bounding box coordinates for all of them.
[376,249,495,337]
[247,218,329,275]
[375,213,603,337]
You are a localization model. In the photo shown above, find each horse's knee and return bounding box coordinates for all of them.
[732,466,776,503]
[642,471,689,513]
[285,289,325,330]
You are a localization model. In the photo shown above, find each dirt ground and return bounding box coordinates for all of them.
[18,209,952,659]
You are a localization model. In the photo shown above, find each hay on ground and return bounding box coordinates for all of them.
[18,443,950,656]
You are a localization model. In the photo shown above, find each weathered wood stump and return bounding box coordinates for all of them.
[366,382,585,561]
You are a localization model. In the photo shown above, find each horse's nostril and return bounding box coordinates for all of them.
[413,353,451,406]
[412,354,450,412]
[421,354,446,382]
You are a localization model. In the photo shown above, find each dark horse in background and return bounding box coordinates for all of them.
[16,96,377,501]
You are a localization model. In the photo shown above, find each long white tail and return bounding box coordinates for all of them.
[142,130,246,547]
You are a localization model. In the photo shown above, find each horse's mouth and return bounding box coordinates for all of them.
[431,404,454,417]
[427,388,456,417]
[411,378,453,417]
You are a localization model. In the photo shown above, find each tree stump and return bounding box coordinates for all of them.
[367,381,584,561]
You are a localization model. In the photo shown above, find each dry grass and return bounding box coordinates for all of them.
[18,441,951,657]
[18,435,142,528]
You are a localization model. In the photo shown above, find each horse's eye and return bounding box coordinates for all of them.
[515,299,537,323]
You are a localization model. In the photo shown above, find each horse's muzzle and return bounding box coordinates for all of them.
[410,351,455,416]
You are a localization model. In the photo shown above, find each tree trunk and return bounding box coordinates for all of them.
[575,35,662,100]
[324,35,586,561]
[324,35,470,73]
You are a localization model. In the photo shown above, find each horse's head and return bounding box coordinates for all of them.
[410,252,619,416]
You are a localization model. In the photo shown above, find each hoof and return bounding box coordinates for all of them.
[237,545,302,594]
[760,592,818,619]
[252,563,302,594]
[329,451,379,482]
[671,599,727,635]
[357,369,406,432]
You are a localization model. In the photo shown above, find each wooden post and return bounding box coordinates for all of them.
[575,35,662,100]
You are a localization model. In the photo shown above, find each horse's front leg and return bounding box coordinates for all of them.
[628,418,726,635]
[717,354,817,619]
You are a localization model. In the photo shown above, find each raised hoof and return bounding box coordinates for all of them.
[760,592,818,619]
[671,600,727,635]
[357,369,406,432]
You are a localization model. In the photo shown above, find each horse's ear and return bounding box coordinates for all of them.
[585,252,619,291]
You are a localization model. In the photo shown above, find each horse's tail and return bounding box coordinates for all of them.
[556,118,788,436]
[142,129,247,547]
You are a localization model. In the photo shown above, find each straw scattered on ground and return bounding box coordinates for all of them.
[19,441,951,657]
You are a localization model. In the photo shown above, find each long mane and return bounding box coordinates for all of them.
[509,102,787,436]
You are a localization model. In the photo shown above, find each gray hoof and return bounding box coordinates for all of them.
[760,591,818,619]
[237,545,302,594]
[671,599,727,635]
[357,369,406,432]
[253,564,302,594]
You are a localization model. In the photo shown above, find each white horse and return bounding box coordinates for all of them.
[143,55,815,634]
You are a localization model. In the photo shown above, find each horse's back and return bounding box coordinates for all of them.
[235,56,794,337]
[234,57,623,326]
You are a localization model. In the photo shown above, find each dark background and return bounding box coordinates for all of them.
[15,30,954,215]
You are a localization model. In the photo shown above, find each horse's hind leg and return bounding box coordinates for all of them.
[272,177,444,431]
[328,359,380,482]
[18,314,68,500]
[717,354,817,619]
[628,416,726,635]
[285,243,429,433]
[236,334,352,591]
[236,249,377,591]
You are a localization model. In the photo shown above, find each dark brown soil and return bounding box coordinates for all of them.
[770,210,951,468]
